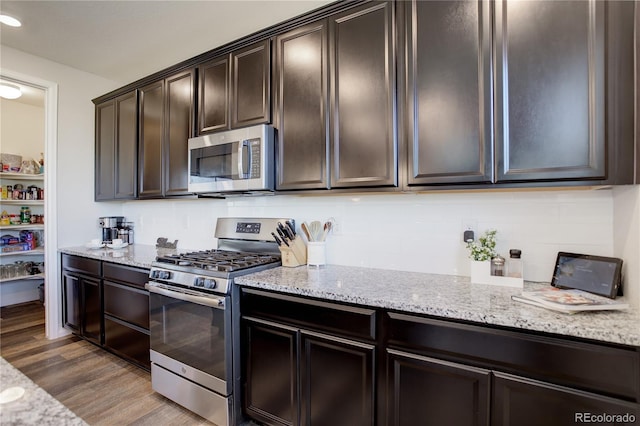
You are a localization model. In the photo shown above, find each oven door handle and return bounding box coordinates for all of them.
[146,282,225,309]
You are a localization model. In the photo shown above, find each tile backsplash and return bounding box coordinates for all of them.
[123,188,615,283]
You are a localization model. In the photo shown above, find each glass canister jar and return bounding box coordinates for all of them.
[491,255,505,276]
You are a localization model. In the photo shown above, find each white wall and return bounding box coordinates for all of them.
[122,187,632,286]
[613,186,640,308]
[0,99,44,162]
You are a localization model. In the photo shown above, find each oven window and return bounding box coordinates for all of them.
[190,142,239,181]
[149,293,227,382]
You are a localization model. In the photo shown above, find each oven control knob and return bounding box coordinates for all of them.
[194,277,205,287]
[203,278,217,289]
[160,271,171,280]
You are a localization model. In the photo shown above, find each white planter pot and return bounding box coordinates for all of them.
[470,260,491,284]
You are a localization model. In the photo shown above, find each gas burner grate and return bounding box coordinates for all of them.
[155,249,280,272]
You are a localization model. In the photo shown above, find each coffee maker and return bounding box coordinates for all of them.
[98,216,124,243]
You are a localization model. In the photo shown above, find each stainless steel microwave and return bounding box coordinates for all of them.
[188,124,275,195]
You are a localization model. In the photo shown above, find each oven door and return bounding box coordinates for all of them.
[147,282,231,396]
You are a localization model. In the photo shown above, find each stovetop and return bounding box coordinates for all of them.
[155,249,281,273]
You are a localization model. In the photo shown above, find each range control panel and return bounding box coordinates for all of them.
[236,222,261,234]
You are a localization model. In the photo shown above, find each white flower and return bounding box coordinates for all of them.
[466,229,497,261]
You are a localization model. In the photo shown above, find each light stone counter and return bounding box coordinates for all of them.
[0,357,87,425]
[235,265,640,347]
[57,247,640,347]
[59,244,187,269]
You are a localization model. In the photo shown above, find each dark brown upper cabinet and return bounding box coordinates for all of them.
[404,0,493,186]
[274,21,330,190]
[494,0,605,183]
[329,1,397,188]
[138,68,195,198]
[95,90,138,201]
[198,56,230,133]
[198,40,271,134]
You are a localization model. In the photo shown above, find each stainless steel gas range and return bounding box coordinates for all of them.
[146,217,289,425]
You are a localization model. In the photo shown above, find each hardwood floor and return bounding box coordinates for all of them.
[0,302,211,425]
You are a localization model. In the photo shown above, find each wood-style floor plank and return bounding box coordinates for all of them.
[0,302,212,425]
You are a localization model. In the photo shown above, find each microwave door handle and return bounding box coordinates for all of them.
[238,140,251,179]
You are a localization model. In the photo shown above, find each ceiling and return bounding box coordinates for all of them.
[0,0,334,85]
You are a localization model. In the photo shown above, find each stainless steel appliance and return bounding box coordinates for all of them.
[188,124,275,196]
[146,217,290,425]
[98,216,124,243]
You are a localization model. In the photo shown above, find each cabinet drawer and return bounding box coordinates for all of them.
[104,316,150,370]
[61,254,101,276]
[103,263,149,289]
[242,289,377,341]
[387,312,640,402]
[104,281,149,329]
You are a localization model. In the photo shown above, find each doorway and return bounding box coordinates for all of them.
[0,71,61,339]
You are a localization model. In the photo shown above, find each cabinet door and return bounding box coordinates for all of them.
[138,79,165,198]
[406,0,492,185]
[104,317,150,370]
[301,331,375,426]
[495,0,605,182]
[165,69,195,196]
[62,271,81,332]
[231,40,271,128]
[114,91,138,199]
[244,318,299,426]
[329,1,397,188]
[492,372,639,426]
[275,21,330,190]
[387,349,489,426]
[95,100,115,200]
[81,276,102,345]
[198,55,230,133]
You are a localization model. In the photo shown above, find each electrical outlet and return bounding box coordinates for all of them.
[461,219,477,243]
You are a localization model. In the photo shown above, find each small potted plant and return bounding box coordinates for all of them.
[466,229,497,283]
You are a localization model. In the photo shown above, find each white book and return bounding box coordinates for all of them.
[511,287,629,314]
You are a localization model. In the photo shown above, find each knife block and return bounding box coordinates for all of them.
[280,236,307,267]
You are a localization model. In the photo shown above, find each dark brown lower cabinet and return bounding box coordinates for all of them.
[492,372,639,426]
[62,255,102,346]
[301,333,375,426]
[104,316,150,369]
[242,289,377,426]
[386,349,489,426]
[386,311,640,426]
[244,319,298,426]
[103,263,150,369]
[61,254,150,370]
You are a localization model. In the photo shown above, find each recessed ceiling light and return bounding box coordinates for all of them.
[0,83,22,99]
[0,14,22,27]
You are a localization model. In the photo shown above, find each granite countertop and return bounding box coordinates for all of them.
[0,357,87,425]
[58,246,640,347]
[235,265,640,347]
[59,244,184,269]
